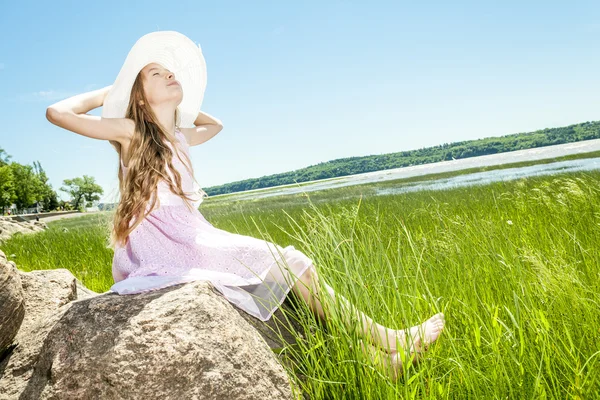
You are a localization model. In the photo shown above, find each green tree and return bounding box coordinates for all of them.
[0,147,12,166]
[0,164,16,213]
[60,175,104,210]
[10,162,40,211]
[32,160,59,211]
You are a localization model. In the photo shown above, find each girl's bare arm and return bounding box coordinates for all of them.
[48,86,111,115]
[46,86,133,143]
[193,110,222,126]
[180,110,224,147]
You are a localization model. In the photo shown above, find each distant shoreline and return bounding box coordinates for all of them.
[210,139,600,202]
[206,121,600,196]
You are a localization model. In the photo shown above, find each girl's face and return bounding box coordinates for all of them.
[141,62,183,107]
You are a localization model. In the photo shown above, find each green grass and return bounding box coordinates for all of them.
[2,212,114,291]
[2,170,599,398]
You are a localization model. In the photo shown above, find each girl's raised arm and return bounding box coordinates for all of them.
[46,86,133,143]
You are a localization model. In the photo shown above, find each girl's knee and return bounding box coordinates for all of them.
[301,264,318,282]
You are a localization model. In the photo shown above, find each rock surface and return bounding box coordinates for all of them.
[0,217,47,243]
[14,268,97,343]
[0,251,25,356]
[0,271,300,399]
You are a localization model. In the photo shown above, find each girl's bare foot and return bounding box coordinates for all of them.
[377,313,445,356]
[353,314,445,382]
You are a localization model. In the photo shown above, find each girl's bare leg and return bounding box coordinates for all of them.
[356,339,404,382]
[291,265,445,356]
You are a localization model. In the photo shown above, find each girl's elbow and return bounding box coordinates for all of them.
[46,107,60,123]
[46,107,68,124]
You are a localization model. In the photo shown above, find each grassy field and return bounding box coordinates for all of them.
[2,169,599,398]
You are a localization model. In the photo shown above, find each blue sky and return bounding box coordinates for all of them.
[1,1,600,203]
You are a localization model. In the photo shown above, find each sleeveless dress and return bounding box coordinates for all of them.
[110,128,314,321]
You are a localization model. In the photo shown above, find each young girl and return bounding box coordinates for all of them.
[46,31,444,381]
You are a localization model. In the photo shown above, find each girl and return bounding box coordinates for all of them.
[46,31,444,382]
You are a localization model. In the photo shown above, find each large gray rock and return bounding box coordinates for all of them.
[0,268,101,399]
[0,277,299,399]
[0,217,47,243]
[14,268,97,341]
[0,251,25,357]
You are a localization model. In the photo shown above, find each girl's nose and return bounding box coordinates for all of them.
[167,72,174,79]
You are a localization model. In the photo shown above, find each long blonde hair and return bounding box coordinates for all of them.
[107,71,206,249]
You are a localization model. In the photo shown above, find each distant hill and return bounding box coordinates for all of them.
[204,120,600,196]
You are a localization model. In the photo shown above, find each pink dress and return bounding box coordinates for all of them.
[110,128,314,321]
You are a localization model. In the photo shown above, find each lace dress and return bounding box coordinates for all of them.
[110,128,314,321]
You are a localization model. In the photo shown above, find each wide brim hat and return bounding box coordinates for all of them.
[102,30,207,128]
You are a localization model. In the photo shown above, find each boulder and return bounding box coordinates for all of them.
[0,217,47,243]
[0,251,25,357]
[14,268,98,341]
[0,274,300,399]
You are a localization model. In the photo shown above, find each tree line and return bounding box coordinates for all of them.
[4,119,599,213]
[0,148,103,215]
[204,120,600,195]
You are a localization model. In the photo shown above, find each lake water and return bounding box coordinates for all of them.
[375,156,600,196]
[215,139,600,201]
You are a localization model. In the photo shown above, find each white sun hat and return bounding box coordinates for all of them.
[102,30,207,128]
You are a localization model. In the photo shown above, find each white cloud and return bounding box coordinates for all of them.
[14,84,100,103]
[17,90,77,102]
